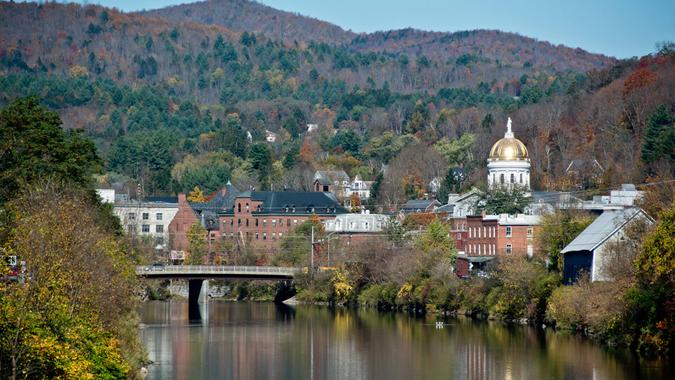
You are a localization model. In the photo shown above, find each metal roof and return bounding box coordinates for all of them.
[561,208,649,254]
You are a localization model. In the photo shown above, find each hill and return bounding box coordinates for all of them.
[142,0,355,44]
[0,1,672,200]
[145,0,616,73]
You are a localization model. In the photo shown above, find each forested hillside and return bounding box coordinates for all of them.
[146,0,615,73]
[143,0,355,44]
[0,1,672,204]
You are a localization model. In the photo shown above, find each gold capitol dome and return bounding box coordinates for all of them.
[488,117,529,161]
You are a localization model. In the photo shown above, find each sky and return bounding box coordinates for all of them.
[65,0,675,58]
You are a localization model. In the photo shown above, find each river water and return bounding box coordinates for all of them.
[139,301,668,380]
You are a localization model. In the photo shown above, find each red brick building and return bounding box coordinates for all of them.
[218,191,347,252]
[456,214,541,277]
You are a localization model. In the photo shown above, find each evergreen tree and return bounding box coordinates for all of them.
[0,97,102,204]
[641,105,674,165]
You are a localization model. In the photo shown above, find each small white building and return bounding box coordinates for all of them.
[324,213,389,233]
[113,198,179,250]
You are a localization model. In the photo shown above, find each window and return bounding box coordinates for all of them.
[141,224,150,233]
[272,219,277,227]
[279,233,283,238]
[294,220,298,226]
[510,173,515,183]
[246,219,249,227]
[272,233,276,240]
[246,203,249,213]
[127,225,135,234]
[156,213,163,220]
[238,203,241,213]
[256,219,259,226]
[527,227,533,238]
[506,226,512,237]
[492,244,496,255]
[506,244,512,254]
[469,228,472,238]
[287,219,291,227]
[263,233,267,240]
[519,173,523,184]
[256,233,259,240]
[156,225,164,233]
[128,212,136,220]
[142,212,149,220]
[263,219,267,227]
[500,174,505,184]
[238,219,241,226]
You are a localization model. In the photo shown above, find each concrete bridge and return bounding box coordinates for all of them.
[136,265,301,280]
[136,265,302,309]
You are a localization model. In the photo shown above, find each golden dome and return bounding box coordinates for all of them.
[489,137,529,161]
[488,117,529,161]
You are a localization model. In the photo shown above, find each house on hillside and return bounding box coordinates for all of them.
[399,199,441,214]
[313,170,350,197]
[561,208,653,284]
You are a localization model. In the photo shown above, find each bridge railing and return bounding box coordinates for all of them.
[136,265,301,276]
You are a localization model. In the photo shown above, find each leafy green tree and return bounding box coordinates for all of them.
[477,186,530,215]
[187,222,207,265]
[276,216,324,266]
[625,205,674,356]
[331,129,361,154]
[413,218,456,261]
[537,210,593,271]
[434,133,476,166]
[0,97,102,204]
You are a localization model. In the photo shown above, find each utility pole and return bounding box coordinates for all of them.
[310,225,314,272]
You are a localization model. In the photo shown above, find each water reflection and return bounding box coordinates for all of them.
[139,301,668,380]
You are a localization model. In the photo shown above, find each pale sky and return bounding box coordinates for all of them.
[55,1,675,58]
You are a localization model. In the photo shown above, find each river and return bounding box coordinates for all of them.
[139,301,668,380]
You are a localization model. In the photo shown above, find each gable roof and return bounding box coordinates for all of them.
[314,170,350,183]
[400,199,441,212]
[561,208,652,254]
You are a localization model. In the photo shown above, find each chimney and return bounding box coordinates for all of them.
[178,193,187,204]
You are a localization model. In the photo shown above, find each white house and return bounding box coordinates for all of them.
[113,198,179,250]
[265,130,277,143]
[96,189,115,204]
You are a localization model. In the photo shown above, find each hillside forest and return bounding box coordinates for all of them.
[0,1,673,206]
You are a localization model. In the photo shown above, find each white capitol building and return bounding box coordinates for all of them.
[487,117,531,190]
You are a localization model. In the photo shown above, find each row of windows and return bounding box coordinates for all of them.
[493,173,527,185]
[468,226,497,239]
[468,244,512,255]
[236,203,338,214]
[468,226,534,239]
[127,212,163,221]
[222,232,284,241]
[128,224,164,233]
[227,218,300,228]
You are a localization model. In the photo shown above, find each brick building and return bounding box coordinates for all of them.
[218,191,348,251]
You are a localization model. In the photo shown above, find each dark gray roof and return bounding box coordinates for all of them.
[434,203,455,213]
[145,196,178,204]
[400,199,440,212]
[189,183,240,230]
[224,191,348,215]
[561,208,650,254]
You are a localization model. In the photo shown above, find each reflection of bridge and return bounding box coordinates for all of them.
[136,265,301,309]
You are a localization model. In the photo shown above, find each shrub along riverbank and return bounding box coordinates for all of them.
[290,208,674,358]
